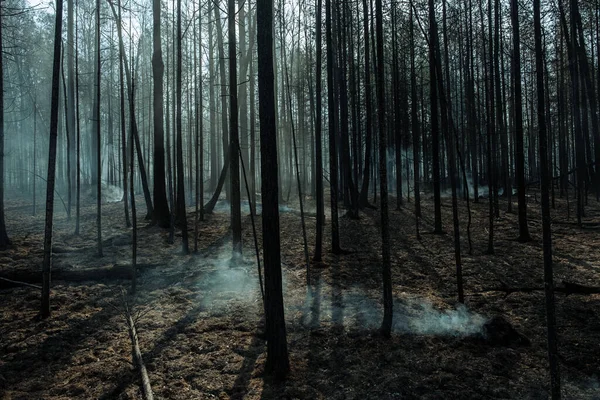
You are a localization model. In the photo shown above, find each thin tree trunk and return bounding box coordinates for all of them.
[176,0,189,253]
[313,0,324,262]
[534,0,561,396]
[378,0,392,338]
[229,0,242,256]
[41,0,63,317]
[96,0,103,257]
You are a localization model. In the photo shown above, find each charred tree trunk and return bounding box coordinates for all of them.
[41,0,64,318]
[229,0,242,256]
[313,0,324,262]
[534,0,561,396]
[378,0,392,338]
[176,0,189,253]
[326,0,340,254]
[257,0,290,378]
[151,0,170,228]
[511,0,531,241]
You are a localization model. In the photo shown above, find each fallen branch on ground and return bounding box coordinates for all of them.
[0,277,42,290]
[0,263,159,289]
[121,291,154,400]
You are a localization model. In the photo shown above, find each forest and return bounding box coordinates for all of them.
[0,0,600,397]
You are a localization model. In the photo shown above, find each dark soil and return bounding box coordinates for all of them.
[1,189,599,399]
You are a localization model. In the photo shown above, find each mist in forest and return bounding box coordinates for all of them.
[212,199,295,215]
[299,284,486,337]
[193,252,261,311]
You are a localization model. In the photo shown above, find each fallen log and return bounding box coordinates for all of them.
[0,277,42,290]
[474,280,600,297]
[121,292,154,400]
[0,263,159,289]
[126,313,154,400]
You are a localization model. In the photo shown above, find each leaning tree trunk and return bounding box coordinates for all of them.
[108,0,154,220]
[41,0,63,318]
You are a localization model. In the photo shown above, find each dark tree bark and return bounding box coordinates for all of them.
[176,0,188,254]
[95,0,103,257]
[378,0,392,338]
[435,0,463,303]
[117,0,130,228]
[214,4,230,201]
[75,1,81,235]
[109,0,153,220]
[41,0,63,318]
[359,0,373,208]
[229,0,242,256]
[326,0,340,253]
[392,1,402,210]
[130,84,138,294]
[313,0,324,262]
[67,0,75,215]
[534,0,561,397]
[410,1,421,230]
[559,0,586,225]
[0,5,9,249]
[510,0,531,242]
[573,3,600,200]
[151,0,170,228]
[257,0,290,378]
[430,0,442,234]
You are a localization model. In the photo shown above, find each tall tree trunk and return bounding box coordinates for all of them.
[326,0,340,253]
[209,12,217,191]
[109,0,154,220]
[257,0,290,378]
[378,0,392,338]
[214,5,230,201]
[67,0,75,215]
[117,0,131,228]
[96,0,103,257]
[229,0,242,256]
[0,4,9,248]
[511,0,530,241]
[430,0,442,234]
[151,0,170,227]
[359,0,373,208]
[534,0,561,396]
[176,0,189,253]
[313,0,324,262]
[410,1,421,235]
[75,1,81,234]
[41,0,64,318]
[392,1,402,210]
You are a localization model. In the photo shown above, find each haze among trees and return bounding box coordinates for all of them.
[1,0,600,398]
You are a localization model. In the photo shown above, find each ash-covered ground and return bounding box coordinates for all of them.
[1,188,599,399]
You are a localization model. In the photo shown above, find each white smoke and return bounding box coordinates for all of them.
[296,285,486,337]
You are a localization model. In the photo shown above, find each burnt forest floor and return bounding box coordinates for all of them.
[1,186,600,399]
